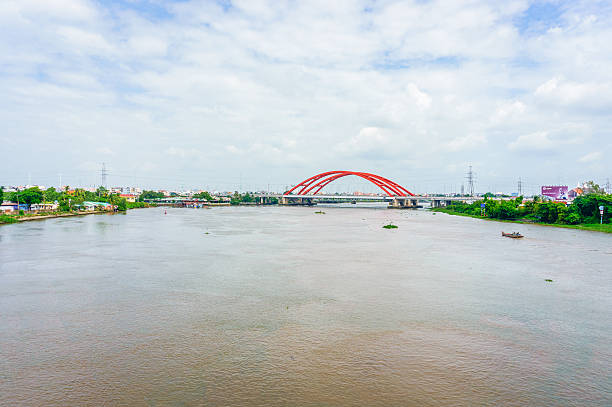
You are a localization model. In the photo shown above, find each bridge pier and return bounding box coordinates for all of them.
[279,196,315,206]
[389,198,421,209]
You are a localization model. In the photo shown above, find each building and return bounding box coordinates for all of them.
[120,194,137,203]
[82,201,114,211]
[30,203,59,211]
[568,187,584,199]
[0,203,29,212]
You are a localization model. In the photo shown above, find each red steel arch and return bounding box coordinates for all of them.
[285,171,415,197]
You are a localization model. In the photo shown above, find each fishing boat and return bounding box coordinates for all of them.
[502,232,523,238]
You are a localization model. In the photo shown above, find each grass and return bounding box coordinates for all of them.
[0,214,18,224]
[432,208,612,234]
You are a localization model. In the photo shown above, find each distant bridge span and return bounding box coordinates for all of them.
[285,171,416,197]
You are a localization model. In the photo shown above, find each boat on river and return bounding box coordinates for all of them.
[502,232,523,238]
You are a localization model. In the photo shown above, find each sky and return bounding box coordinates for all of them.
[1,0,611,194]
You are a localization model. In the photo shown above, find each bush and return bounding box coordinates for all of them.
[0,214,18,224]
[126,202,147,209]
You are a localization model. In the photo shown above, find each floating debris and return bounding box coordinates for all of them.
[545,279,553,282]
[383,224,398,229]
[314,211,326,214]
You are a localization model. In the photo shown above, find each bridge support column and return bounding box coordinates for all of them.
[389,198,419,209]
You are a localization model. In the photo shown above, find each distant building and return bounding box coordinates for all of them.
[30,203,59,211]
[82,202,113,211]
[0,203,29,212]
[568,187,584,199]
[120,194,137,202]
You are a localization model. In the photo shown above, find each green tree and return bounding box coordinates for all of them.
[535,202,565,223]
[44,187,59,202]
[138,190,165,201]
[193,191,213,201]
[58,195,72,211]
[96,186,109,197]
[108,194,127,211]
[497,200,518,219]
[116,198,127,211]
[582,181,605,195]
[241,193,254,203]
[19,187,44,208]
[230,192,241,205]
[0,187,3,204]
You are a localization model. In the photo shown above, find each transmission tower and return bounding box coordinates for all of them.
[466,165,475,196]
[606,178,611,194]
[518,177,523,196]
[100,162,108,188]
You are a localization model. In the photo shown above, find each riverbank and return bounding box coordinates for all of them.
[0,202,157,225]
[0,210,116,224]
[432,207,612,234]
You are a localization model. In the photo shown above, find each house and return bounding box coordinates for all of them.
[568,187,584,199]
[30,203,59,211]
[0,202,29,212]
[82,201,113,211]
[120,194,137,203]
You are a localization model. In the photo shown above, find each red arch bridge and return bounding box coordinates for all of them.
[253,171,475,208]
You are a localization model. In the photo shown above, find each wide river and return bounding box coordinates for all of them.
[1,206,610,406]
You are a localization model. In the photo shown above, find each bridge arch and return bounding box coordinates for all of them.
[285,171,415,197]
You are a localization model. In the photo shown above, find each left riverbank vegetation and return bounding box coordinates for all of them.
[0,186,154,224]
[433,192,612,233]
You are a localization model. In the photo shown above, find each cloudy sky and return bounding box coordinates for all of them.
[1,0,611,194]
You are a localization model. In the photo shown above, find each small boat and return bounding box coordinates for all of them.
[502,232,523,238]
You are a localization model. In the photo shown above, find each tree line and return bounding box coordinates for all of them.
[442,193,611,225]
[1,186,130,211]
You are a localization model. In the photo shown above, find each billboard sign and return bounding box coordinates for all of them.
[541,186,568,200]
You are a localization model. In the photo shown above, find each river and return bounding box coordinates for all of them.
[1,206,610,406]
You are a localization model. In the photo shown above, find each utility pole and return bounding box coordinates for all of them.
[518,177,523,196]
[461,184,464,195]
[100,163,107,189]
[59,173,62,190]
[465,165,475,196]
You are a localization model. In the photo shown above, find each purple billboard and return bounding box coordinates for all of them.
[541,185,569,200]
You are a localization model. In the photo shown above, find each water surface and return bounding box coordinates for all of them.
[1,206,611,406]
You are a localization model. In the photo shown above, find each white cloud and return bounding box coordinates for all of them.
[96,147,114,155]
[508,131,555,152]
[578,151,602,163]
[1,0,611,191]
[57,26,114,55]
[128,36,168,57]
[445,134,487,152]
